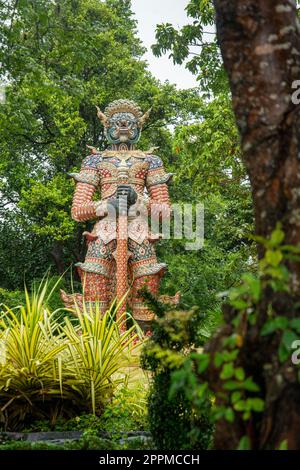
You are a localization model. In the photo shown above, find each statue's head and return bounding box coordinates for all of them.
[96,99,151,145]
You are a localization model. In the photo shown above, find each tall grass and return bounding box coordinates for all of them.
[0,280,140,430]
[62,303,140,415]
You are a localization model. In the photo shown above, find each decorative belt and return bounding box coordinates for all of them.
[101,177,145,185]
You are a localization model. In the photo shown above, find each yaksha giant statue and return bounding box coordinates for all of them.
[70,99,172,332]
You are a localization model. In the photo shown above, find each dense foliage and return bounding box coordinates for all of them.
[0,280,139,430]
[142,301,214,450]
[152,0,227,96]
[0,0,202,288]
[159,93,254,314]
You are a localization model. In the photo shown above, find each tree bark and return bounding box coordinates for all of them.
[50,240,65,274]
[209,0,300,449]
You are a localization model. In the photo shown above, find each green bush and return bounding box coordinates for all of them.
[142,304,214,450]
[0,288,25,309]
[0,280,139,430]
[0,437,117,451]
[22,384,149,435]
[100,385,148,433]
[0,276,69,315]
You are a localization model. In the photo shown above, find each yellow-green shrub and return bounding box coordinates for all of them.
[0,282,139,430]
[62,302,140,415]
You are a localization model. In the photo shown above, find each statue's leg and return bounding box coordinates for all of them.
[128,238,167,333]
[76,238,116,315]
[82,272,111,314]
[131,274,161,333]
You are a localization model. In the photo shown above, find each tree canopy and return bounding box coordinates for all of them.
[0,0,204,287]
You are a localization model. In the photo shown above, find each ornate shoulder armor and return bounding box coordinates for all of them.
[69,154,103,187]
[145,155,173,187]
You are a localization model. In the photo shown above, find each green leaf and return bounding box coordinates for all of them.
[214,352,224,368]
[220,362,235,380]
[281,245,300,254]
[231,391,242,404]
[225,407,235,423]
[261,317,288,336]
[249,398,264,412]
[242,274,261,301]
[235,367,245,381]
[243,378,260,392]
[234,400,246,412]
[223,380,243,391]
[197,353,210,374]
[237,436,251,450]
[282,329,298,350]
[230,299,249,310]
[278,341,290,363]
[289,318,300,333]
[266,250,283,267]
[278,440,288,450]
[242,410,251,420]
[269,227,285,247]
[222,349,239,362]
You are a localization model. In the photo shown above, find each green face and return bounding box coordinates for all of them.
[105,112,141,145]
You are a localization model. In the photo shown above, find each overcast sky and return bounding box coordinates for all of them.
[131,0,198,89]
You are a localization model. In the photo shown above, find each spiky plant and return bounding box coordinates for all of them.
[0,281,67,429]
[62,301,141,415]
[0,280,141,430]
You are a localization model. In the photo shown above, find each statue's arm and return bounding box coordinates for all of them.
[145,156,172,214]
[71,182,98,222]
[69,155,106,222]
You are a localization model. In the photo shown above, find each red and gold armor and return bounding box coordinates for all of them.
[69,100,172,330]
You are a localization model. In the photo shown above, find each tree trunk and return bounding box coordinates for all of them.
[50,240,65,274]
[208,0,300,449]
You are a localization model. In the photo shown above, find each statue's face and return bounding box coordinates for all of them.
[105,112,141,145]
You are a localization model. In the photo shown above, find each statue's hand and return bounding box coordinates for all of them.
[107,198,119,215]
[107,185,137,216]
[95,200,108,218]
[116,185,137,207]
[107,186,137,216]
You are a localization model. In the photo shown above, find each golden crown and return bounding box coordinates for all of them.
[96,99,151,128]
[105,99,142,118]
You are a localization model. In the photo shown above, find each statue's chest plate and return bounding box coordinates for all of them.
[99,156,149,198]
